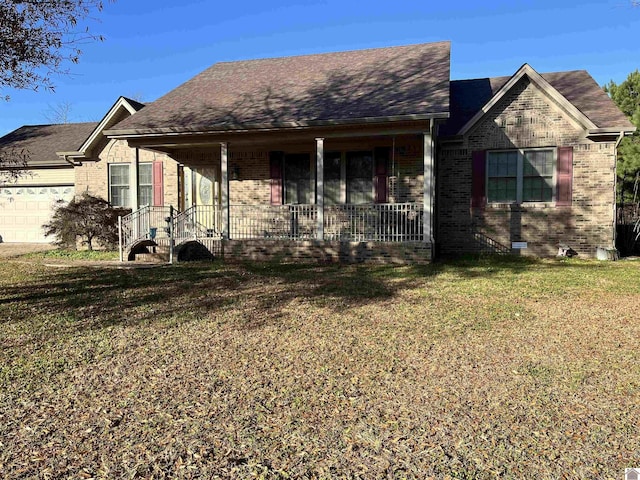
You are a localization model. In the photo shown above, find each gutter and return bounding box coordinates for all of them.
[57,151,85,166]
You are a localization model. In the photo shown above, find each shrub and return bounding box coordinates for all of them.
[43,193,130,250]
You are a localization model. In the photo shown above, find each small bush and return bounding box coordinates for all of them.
[43,193,130,250]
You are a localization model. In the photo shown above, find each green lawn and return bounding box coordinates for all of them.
[1,255,639,479]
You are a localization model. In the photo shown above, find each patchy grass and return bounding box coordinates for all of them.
[24,248,120,261]
[0,256,639,479]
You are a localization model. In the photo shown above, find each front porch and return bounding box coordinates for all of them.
[119,202,430,263]
[115,122,436,264]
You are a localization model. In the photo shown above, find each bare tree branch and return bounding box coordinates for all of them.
[0,0,112,100]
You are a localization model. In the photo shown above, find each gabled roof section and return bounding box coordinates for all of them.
[58,96,145,160]
[0,122,98,168]
[107,42,451,136]
[443,65,635,137]
[458,64,596,135]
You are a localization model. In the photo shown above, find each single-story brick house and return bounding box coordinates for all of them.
[0,41,635,261]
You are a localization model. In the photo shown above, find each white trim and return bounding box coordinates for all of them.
[315,138,324,240]
[220,143,229,239]
[458,64,597,136]
[423,130,434,244]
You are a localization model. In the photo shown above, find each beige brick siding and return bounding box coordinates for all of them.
[438,77,616,257]
[75,139,180,207]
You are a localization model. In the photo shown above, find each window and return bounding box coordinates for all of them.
[109,164,130,207]
[323,152,342,205]
[523,150,554,202]
[270,149,384,206]
[487,149,555,203]
[109,162,155,208]
[284,154,312,204]
[346,151,374,204]
[138,163,153,206]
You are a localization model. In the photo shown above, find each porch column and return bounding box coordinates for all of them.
[220,142,230,240]
[316,137,324,240]
[130,148,139,210]
[423,128,435,245]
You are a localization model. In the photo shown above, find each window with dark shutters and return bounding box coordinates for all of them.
[269,151,284,205]
[556,147,573,206]
[152,161,164,207]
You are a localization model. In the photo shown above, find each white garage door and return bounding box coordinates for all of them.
[0,185,74,243]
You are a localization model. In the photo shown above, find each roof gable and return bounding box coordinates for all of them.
[458,64,596,136]
[59,97,145,160]
[108,42,451,136]
[443,67,635,137]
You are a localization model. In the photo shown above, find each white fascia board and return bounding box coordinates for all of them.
[75,97,141,156]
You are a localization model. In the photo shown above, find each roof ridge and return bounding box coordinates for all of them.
[19,122,99,128]
[214,40,452,66]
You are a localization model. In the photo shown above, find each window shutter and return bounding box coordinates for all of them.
[556,147,573,206]
[269,151,284,205]
[471,150,486,208]
[152,161,164,206]
[374,147,389,203]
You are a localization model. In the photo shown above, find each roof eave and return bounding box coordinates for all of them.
[56,150,87,166]
[104,112,450,138]
[588,126,637,136]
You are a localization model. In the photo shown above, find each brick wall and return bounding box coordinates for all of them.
[229,150,271,205]
[217,239,432,264]
[438,77,616,258]
[75,139,180,207]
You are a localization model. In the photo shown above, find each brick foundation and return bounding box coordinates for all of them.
[172,239,432,264]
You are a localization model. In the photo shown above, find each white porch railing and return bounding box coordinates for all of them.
[229,204,317,240]
[119,205,173,251]
[119,202,425,260]
[174,205,222,240]
[324,203,424,242]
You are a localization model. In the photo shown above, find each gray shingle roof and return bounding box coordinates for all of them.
[110,42,451,135]
[0,123,98,167]
[441,70,635,136]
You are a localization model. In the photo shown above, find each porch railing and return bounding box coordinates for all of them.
[119,205,173,251]
[229,204,317,240]
[174,205,222,240]
[324,203,424,242]
[120,202,426,260]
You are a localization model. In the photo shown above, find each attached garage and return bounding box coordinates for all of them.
[0,122,98,243]
[0,185,74,243]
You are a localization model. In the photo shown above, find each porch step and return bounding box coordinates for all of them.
[134,252,169,263]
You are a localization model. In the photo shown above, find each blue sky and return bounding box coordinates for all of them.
[1,0,638,136]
